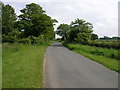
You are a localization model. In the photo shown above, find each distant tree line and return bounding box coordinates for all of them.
[1,2,58,44]
[99,36,120,41]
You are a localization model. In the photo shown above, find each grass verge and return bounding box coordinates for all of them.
[2,43,49,88]
[65,43,119,72]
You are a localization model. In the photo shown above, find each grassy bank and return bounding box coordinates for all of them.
[0,44,2,88]
[65,43,119,72]
[2,43,49,88]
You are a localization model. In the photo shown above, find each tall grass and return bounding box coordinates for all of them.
[66,44,119,72]
[67,44,119,60]
[88,40,120,49]
[2,43,48,88]
[0,44,2,88]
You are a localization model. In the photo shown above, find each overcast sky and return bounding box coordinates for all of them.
[3,0,119,37]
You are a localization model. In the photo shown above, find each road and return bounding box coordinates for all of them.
[45,42,118,88]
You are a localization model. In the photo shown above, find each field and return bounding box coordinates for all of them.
[66,43,119,72]
[2,43,48,88]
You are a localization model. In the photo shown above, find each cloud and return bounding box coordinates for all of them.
[2,0,119,37]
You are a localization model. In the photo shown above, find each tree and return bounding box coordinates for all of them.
[56,24,70,40]
[68,18,93,43]
[2,3,19,43]
[112,37,120,40]
[17,3,57,39]
[2,4,17,35]
[99,36,111,40]
[76,33,90,44]
[0,1,3,38]
[91,33,98,40]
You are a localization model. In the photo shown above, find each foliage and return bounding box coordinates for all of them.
[2,30,21,43]
[91,33,98,40]
[56,18,119,50]
[56,38,62,42]
[2,3,57,44]
[17,3,57,39]
[66,44,119,60]
[28,35,45,44]
[2,34,16,43]
[18,38,31,44]
[2,3,20,43]
[56,18,93,44]
[2,4,17,35]
[37,34,47,44]
[99,36,120,41]
[56,24,70,40]
[68,18,93,42]
[75,33,90,44]
[65,43,119,72]
[88,40,120,49]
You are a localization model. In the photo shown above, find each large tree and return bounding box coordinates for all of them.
[2,3,20,43]
[17,3,57,39]
[56,24,70,40]
[68,18,93,43]
[2,4,17,35]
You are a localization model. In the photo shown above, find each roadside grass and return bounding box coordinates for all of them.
[0,44,2,88]
[2,43,49,88]
[66,44,119,72]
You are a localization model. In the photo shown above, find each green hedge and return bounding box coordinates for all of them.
[18,38,31,44]
[2,34,16,43]
[2,34,50,44]
[88,41,120,49]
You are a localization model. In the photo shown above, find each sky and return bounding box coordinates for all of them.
[2,0,119,38]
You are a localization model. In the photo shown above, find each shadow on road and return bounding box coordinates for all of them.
[51,42,64,47]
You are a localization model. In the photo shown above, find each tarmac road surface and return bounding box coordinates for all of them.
[45,42,118,88]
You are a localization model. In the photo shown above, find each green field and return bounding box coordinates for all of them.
[2,43,48,88]
[66,44,119,72]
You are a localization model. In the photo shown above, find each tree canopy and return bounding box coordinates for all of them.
[56,24,70,40]
[17,3,57,39]
[56,18,94,44]
[2,4,17,35]
[69,18,93,42]
[2,3,58,43]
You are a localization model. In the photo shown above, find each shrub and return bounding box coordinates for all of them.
[62,40,69,47]
[28,35,48,44]
[18,38,31,44]
[28,36,38,44]
[2,34,16,43]
[87,41,119,49]
[75,33,90,44]
[37,35,45,44]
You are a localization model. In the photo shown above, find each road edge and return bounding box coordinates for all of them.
[43,47,48,88]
